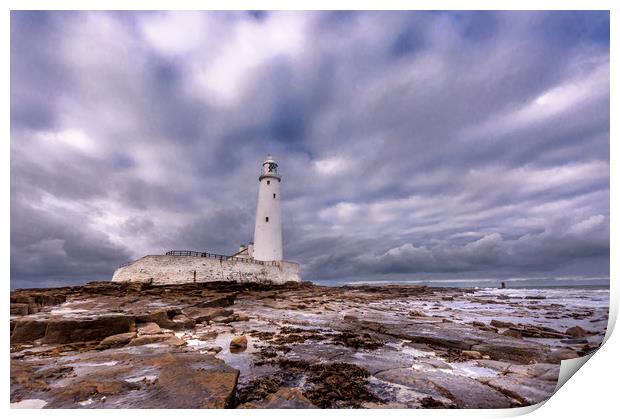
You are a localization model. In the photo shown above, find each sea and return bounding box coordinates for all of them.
[315,277,610,289]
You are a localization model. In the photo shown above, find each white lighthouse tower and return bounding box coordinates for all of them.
[252,154,283,261]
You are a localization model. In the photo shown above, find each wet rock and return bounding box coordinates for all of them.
[230,335,248,352]
[8,281,608,409]
[43,350,239,408]
[42,315,135,344]
[11,360,73,397]
[509,325,566,339]
[376,368,512,408]
[97,332,137,350]
[128,334,186,347]
[138,322,161,335]
[461,350,482,360]
[501,329,523,339]
[475,360,559,380]
[196,330,218,341]
[490,320,517,329]
[49,379,141,405]
[480,375,555,405]
[135,310,176,329]
[182,307,233,323]
[10,303,30,316]
[343,314,358,322]
[11,291,66,315]
[403,342,434,352]
[231,312,251,322]
[566,325,587,338]
[471,337,547,363]
[472,321,498,332]
[326,346,421,374]
[510,363,560,380]
[560,338,588,344]
[537,367,560,382]
[393,323,483,350]
[11,320,48,343]
[165,336,187,347]
[239,388,317,409]
[39,341,100,357]
[421,358,453,370]
[128,334,170,346]
[473,359,512,373]
[123,282,147,292]
[212,314,236,324]
[171,314,196,330]
[193,293,236,308]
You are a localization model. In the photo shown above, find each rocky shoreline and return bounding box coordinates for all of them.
[10,281,608,409]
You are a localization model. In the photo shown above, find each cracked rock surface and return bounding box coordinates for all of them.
[10,281,608,409]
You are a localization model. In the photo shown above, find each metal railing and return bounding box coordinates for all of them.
[166,250,213,257]
[165,250,279,266]
[259,171,281,180]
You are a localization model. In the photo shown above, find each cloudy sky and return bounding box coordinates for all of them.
[11,11,609,289]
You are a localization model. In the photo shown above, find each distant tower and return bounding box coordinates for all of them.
[253,154,283,261]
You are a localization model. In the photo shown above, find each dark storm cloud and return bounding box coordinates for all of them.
[10,194,132,288]
[10,11,609,288]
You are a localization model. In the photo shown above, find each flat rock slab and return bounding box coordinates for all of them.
[11,320,48,343]
[193,293,236,308]
[479,376,556,405]
[17,347,239,409]
[182,307,233,323]
[329,347,420,374]
[471,338,548,363]
[128,334,182,347]
[394,323,487,351]
[475,360,559,381]
[97,332,137,350]
[11,315,136,345]
[375,368,513,408]
[43,315,136,344]
[137,322,161,335]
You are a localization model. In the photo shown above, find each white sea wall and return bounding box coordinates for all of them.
[111,255,301,285]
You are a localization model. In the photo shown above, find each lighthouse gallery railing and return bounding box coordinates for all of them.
[164,250,279,266]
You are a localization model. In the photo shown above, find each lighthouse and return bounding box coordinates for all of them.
[252,154,283,261]
[112,153,301,285]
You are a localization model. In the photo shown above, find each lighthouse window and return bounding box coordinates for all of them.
[273,193,276,198]
[267,180,270,185]
[265,217,269,222]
